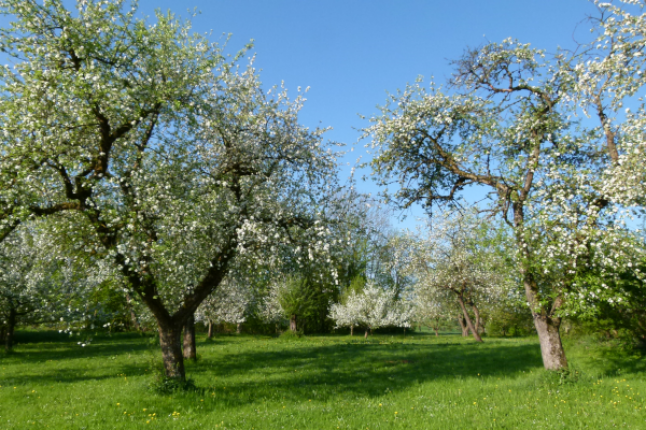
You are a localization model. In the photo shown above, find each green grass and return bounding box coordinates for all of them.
[1,330,645,429]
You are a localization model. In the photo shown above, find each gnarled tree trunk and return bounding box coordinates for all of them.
[533,313,567,370]
[183,314,196,360]
[525,276,568,370]
[158,323,185,379]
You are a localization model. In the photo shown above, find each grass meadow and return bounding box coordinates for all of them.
[0,330,645,429]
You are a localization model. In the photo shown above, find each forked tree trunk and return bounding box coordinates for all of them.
[183,314,196,360]
[434,328,439,337]
[457,297,483,342]
[158,324,185,380]
[521,267,568,370]
[5,308,17,352]
[515,204,568,371]
[207,320,214,339]
[289,314,297,332]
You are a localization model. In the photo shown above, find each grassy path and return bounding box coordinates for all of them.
[0,331,645,429]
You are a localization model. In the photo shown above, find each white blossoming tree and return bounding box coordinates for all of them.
[0,228,60,351]
[412,286,452,336]
[0,219,113,351]
[196,278,252,338]
[259,277,286,331]
[363,4,646,369]
[329,282,412,338]
[405,212,513,343]
[328,290,363,336]
[0,0,339,380]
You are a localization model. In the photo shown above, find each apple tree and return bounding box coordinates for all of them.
[0,0,339,380]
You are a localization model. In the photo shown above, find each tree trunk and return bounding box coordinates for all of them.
[207,320,213,339]
[350,325,354,336]
[434,328,439,336]
[533,314,567,370]
[158,324,185,380]
[5,308,17,352]
[472,304,481,334]
[0,326,5,345]
[289,314,297,332]
[236,323,241,334]
[515,203,568,371]
[522,271,568,370]
[364,328,369,339]
[457,297,483,342]
[457,314,468,337]
[182,314,196,361]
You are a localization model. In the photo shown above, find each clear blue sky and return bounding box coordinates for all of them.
[16,1,605,230]
[134,0,598,230]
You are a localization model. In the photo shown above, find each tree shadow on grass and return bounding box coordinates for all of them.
[182,339,544,406]
[1,330,154,363]
[574,341,646,377]
[1,332,544,402]
[1,362,152,387]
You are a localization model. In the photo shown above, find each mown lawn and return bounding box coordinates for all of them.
[0,330,645,429]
